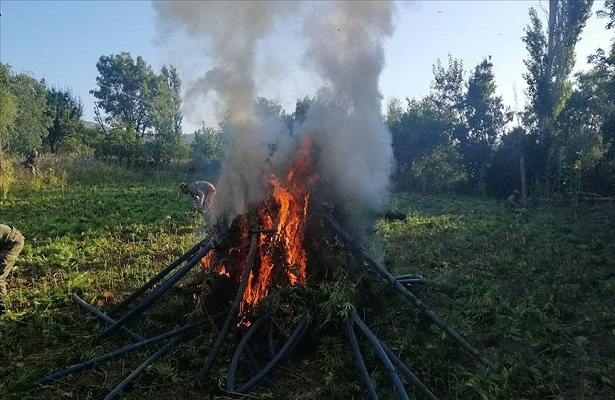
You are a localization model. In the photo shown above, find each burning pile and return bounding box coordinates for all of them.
[198,137,326,324]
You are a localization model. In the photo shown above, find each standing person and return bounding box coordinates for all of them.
[24,150,39,175]
[180,181,217,213]
[1,224,25,314]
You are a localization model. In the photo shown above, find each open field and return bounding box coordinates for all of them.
[1,163,614,400]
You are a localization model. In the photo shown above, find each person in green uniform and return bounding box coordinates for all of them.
[1,224,25,314]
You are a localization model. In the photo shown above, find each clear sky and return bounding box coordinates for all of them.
[0,1,612,133]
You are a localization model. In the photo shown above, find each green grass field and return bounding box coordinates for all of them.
[1,161,614,400]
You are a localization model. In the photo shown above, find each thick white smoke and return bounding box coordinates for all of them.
[299,2,396,232]
[153,1,397,233]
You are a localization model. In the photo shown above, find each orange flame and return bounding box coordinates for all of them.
[201,137,318,323]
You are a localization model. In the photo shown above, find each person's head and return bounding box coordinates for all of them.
[513,190,521,196]
[32,150,39,158]
[179,183,189,194]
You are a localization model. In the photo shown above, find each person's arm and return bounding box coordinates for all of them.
[194,190,205,211]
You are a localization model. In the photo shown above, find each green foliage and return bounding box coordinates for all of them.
[90,53,186,166]
[0,151,17,200]
[190,126,224,174]
[462,57,513,195]
[412,143,469,193]
[389,96,456,189]
[91,52,156,135]
[0,64,18,146]
[2,65,51,154]
[522,1,593,143]
[44,86,84,153]
[94,125,146,164]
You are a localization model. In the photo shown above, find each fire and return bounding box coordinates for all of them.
[202,137,318,322]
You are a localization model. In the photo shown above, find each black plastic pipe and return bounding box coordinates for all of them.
[107,237,212,317]
[72,293,146,342]
[351,311,409,400]
[345,317,379,400]
[243,342,285,397]
[232,312,311,394]
[96,236,219,341]
[103,333,188,400]
[34,320,205,386]
[319,207,496,371]
[227,315,267,391]
[377,338,439,400]
[197,234,258,381]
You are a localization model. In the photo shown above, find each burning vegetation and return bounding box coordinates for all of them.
[197,137,332,324]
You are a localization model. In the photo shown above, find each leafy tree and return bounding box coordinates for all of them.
[582,0,615,194]
[463,57,512,195]
[91,52,156,137]
[550,85,606,194]
[91,53,185,166]
[431,55,465,122]
[5,71,51,154]
[521,1,594,197]
[190,126,225,176]
[161,65,183,136]
[146,73,179,167]
[389,96,457,190]
[522,1,593,146]
[45,86,84,153]
[489,127,531,196]
[411,143,468,193]
[293,96,312,126]
[0,65,18,156]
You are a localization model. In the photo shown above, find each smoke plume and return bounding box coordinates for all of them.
[153,1,397,235]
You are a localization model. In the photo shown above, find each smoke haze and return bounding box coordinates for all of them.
[153,1,397,235]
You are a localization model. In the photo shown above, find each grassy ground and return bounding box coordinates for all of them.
[1,160,614,399]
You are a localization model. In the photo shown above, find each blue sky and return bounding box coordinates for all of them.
[0,1,611,133]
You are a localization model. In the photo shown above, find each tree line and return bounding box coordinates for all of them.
[389,0,614,199]
[0,53,222,173]
[1,0,614,199]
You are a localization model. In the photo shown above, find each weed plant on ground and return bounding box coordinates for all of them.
[1,165,614,399]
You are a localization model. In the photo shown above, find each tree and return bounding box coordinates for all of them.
[582,0,615,194]
[91,53,185,166]
[431,55,465,123]
[389,96,458,190]
[161,65,183,136]
[463,57,512,195]
[146,73,179,167]
[550,85,607,195]
[0,64,17,151]
[45,86,84,153]
[90,52,156,137]
[522,1,593,145]
[190,126,225,175]
[521,1,594,197]
[411,143,468,193]
[5,70,51,154]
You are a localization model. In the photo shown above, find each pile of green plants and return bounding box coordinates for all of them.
[1,161,613,399]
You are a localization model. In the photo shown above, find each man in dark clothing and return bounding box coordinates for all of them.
[1,224,25,314]
[25,150,39,175]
